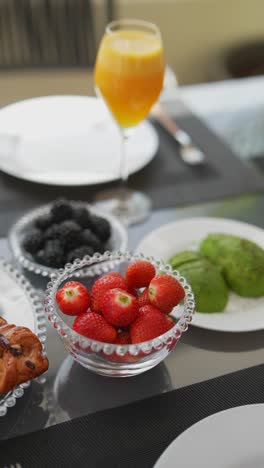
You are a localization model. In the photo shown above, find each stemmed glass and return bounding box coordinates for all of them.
[94,19,165,225]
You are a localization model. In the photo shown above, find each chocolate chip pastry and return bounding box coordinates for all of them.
[0,316,49,394]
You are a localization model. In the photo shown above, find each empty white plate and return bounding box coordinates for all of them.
[155,404,264,468]
[137,217,264,332]
[0,96,158,186]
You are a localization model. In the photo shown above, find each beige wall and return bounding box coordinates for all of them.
[115,0,264,84]
[0,0,263,108]
[0,69,96,108]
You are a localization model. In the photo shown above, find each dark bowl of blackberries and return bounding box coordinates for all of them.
[8,199,127,277]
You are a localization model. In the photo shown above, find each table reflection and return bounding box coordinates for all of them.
[0,381,49,440]
[53,357,173,420]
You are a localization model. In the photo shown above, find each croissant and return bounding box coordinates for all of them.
[0,317,7,327]
[0,316,49,394]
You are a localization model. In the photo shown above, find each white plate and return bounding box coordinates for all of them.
[155,404,264,468]
[0,259,46,416]
[0,96,158,186]
[137,217,264,332]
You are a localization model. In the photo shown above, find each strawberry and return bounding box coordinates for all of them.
[130,308,174,343]
[73,311,117,342]
[104,330,135,362]
[91,272,128,313]
[125,260,155,289]
[114,330,131,344]
[148,275,185,313]
[165,316,177,351]
[138,288,151,307]
[165,315,175,327]
[56,281,90,315]
[106,272,123,278]
[138,304,162,317]
[101,288,139,327]
[127,287,138,298]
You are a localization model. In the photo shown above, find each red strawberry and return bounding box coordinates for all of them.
[104,330,135,362]
[126,260,155,289]
[106,272,123,278]
[73,311,117,342]
[91,272,128,313]
[165,316,177,351]
[148,275,185,313]
[127,287,138,298]
[101,288,139,327]
[138,304,162,317]
[138,288,151,307]
[165,315,175,327]
[130,308,174,344]
[114,330,131,344]
[56,281,90,316]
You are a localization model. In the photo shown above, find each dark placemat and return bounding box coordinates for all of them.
[1,364,264,468]
[251,154,264,173]
[0,109,263,220]
[140,115,264,209]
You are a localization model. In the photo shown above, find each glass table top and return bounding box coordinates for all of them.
[1,192,264,441]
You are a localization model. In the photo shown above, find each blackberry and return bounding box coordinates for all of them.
[45,223,65,241]
[73,207,93,229]
[50,198,74,223]
[67,246,94,264]
[45,220,81,247]
[60,220,82,251]
[35,213,53,231]
[36,240,65,268]
[35,249,47,266]
[90,215,111,243]
[23,228,44,255]
[45,239,64,252]
[43,252,64,268]
[81,229,104,253]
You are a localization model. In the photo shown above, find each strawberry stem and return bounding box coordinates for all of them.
[148,286,155,299]
[66,290,74,297]
[119,295,130,305]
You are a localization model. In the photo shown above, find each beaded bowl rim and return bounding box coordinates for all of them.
[8,201,128,278]
[0,258,47,417]
[44,251,195,354]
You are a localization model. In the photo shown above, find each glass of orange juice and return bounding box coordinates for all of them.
[94,19,164,224]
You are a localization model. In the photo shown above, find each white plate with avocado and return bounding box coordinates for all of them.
[137,217,264,332]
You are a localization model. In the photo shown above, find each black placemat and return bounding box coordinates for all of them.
[145,115,264,208]
[1,364,264,468]
[0,108,263,232]
[252,154,264,173]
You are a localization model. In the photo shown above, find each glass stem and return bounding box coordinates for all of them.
[119,128,130,201]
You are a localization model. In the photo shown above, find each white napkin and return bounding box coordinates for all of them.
[0,269,35,331]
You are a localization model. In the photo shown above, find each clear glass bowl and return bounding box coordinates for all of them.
[8,201,128,278]
[44,251,195,377]
[0,259,47,417]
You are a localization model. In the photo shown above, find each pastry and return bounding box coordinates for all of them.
[0,317,7,327]
[0,317,49,394]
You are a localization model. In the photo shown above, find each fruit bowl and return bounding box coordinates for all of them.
[8,201,127,277]
[44,252,195,377]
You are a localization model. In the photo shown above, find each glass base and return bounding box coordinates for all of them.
[94,189,152,225]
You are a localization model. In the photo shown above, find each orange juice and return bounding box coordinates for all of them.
[94,30,164,127]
